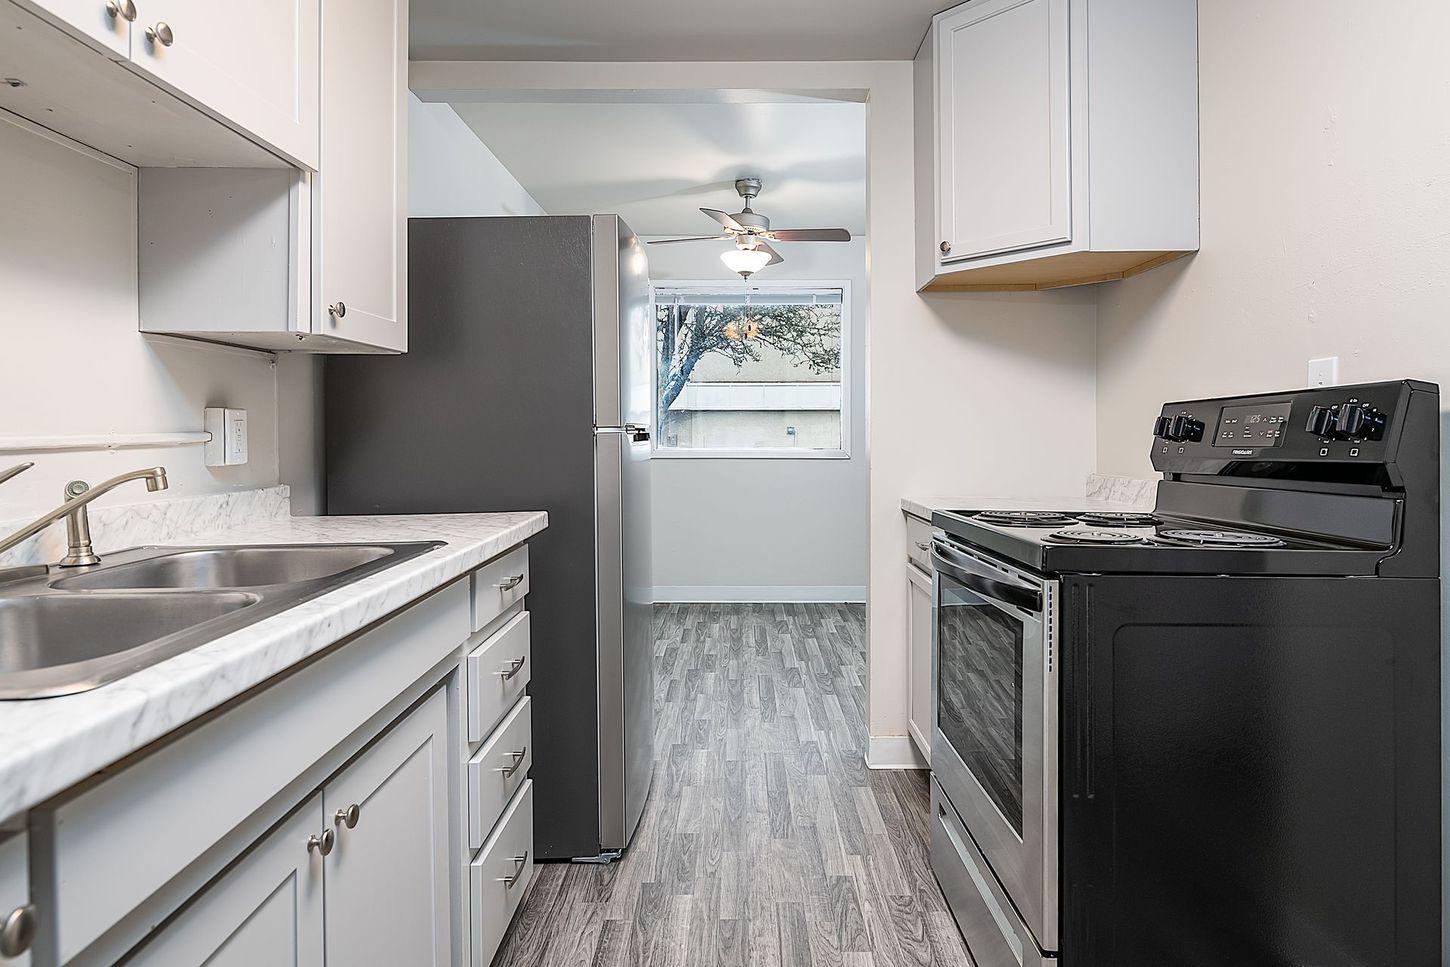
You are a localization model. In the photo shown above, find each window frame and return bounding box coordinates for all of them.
[650,279,853,460]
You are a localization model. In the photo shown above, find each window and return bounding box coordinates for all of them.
[654,282,849,457]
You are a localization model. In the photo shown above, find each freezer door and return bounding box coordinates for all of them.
[595,428,655,850]
[592,214,653,430]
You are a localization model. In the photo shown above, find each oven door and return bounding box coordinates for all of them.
[931,535,1058,953]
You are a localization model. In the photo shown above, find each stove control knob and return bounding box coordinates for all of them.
[1330,402,1385,440]
[1306,404,1337,437]
[1167,414,1204,443]
[1152,416,1172,439]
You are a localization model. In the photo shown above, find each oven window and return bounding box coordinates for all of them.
[937,574,1024,835]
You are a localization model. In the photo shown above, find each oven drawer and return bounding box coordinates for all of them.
[931,779,1054,967]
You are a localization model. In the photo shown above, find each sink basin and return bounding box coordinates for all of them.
[51,545,397,591]
[0,541,442,699]
[0,592,259,697]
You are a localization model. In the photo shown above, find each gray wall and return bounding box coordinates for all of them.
[647,239,869,601]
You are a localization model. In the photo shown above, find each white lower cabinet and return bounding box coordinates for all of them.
[323,688,450,967]
[470,781,535,964]
[129,688,449,967]
[907,560,934,761]
[127,798,325,967]
[0,832,33,966]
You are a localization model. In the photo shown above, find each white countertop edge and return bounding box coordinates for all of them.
[0,511,547,821]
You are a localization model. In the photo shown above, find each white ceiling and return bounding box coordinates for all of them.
[411,0,946,61]
[452,100,867,237]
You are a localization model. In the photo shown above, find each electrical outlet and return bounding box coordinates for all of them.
[204,408,249,466]
[1307,357,1339,388]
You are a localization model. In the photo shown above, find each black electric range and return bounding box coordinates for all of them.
[926,379,1441,967]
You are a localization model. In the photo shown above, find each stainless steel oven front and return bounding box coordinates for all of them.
[931,533,1058,955]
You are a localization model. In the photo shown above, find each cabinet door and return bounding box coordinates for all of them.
[13,0,129,57]
[0,833,32,967]
[938,0,1070,261]
[907,562,934,760]
[314,0,407,352]
[126,796,325,967]
[125,0,319,168]
[323,688,449,966]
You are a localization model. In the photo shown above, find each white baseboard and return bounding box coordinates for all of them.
[866,734,929,770]
[652,586,867,603]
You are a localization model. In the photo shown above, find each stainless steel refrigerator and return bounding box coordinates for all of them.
[325,215,654,861]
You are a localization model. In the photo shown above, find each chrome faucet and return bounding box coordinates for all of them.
[0,465,169,567]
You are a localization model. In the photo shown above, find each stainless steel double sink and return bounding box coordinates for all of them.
[0,542,442,700]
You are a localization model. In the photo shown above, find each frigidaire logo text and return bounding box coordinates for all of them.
[1232,449,1255,456]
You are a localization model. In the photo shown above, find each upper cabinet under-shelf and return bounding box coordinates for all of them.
[914,0,1199,291]
[0,0,317,168]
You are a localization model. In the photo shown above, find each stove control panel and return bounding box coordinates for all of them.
[1150,380,1427,474]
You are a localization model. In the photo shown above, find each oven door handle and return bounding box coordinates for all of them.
[932,545,1043,613]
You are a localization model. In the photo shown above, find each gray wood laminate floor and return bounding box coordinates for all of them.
[494,602,973,967]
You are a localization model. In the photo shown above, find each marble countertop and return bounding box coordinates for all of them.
[0,511,547,822]
[902,493,1153,520]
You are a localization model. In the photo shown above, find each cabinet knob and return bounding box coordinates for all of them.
[334,803,361,829]
[144,21,173,45]
[495,851,530,887]
[494,746,528,777]
[940,240,952,254]
[307,828,335,856]
[328,301,347,318]
[0,904,36,958]
[105,0,137,21]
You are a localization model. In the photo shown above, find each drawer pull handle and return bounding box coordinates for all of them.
[307,828,335,857]
[915,541,931,551]
[0,904,37,958]
[144,21,173,45]
[334,803,361,828]
[494,747,528,776]
[494,573,525,591]
[495,656,526,680]
[496,851,530,886]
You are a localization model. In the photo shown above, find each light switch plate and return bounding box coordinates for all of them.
[204,408,249,466]
[1307,357,1339,388]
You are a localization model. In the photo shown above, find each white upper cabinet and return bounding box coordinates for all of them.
[126,0,320,168]
[12,0,130,56]
[916,0,1199,291]
[313,0,408,352]
[939,0,1070,262]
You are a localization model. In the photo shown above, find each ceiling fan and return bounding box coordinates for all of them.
[648,178,852,278]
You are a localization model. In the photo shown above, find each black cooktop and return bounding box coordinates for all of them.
[930,508,1393,576]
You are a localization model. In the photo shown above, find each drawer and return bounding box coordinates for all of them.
[930,779,1050,967]
[471,545,529,632]
[906,513,933,571]
[470,780,534,967]
[467,697,532,851]
[0,832,31,966]
[466,611,531,744]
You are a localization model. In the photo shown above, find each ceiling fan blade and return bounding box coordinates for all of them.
[700,208,746,233]
[647,236,729,245]
[756,241,785,266]
[766,228,853,242]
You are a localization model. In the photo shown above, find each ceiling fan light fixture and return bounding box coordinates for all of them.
[721,246,772,279]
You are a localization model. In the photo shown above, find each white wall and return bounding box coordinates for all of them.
[408,94,545,217]
[0,113,288,522]
[412,61,1100,761]
[647,238,869,601]
[1096,0,1450,476]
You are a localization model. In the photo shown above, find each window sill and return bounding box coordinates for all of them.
[651,448,852,461]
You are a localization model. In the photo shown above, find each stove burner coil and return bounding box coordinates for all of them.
[1156,529,1285,547]
[973,510,1079,528]
[1047,529,1145,545]
[1075,512,1161,527]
